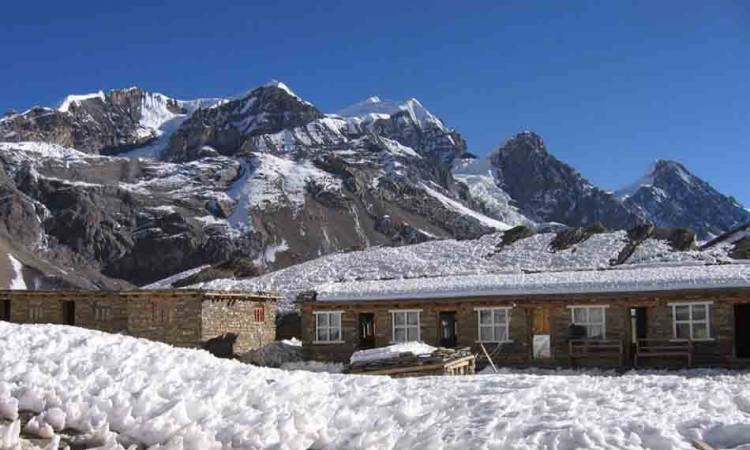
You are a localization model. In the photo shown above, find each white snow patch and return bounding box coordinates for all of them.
[421,182,510,230]
[7,255,26,290]
[57,91,105,112]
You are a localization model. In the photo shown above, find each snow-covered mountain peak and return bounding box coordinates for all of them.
[57,90,106,112]
[336,96,445,129]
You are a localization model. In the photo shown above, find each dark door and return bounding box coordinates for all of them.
[735,305,750,358]
[62,301,75,325]
[439,311,457,348]
[358,313,375,349]
[630,307,647,342]
[1,300,9,321]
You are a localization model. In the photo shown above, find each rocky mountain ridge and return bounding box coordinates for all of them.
[0,82,746,289]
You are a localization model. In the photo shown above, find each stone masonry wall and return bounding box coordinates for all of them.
[302,289,750,367]
[201,298,276,355]
[126,293,203,348]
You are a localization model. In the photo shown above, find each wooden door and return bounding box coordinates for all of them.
[531,307,550,334]
[62,301,75,325]
[358,313,375,349]
[0,300,9,321]
[439,312,457,348]
[530,307,551,359]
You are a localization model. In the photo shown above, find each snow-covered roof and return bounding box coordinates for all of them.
[314,263,750,301]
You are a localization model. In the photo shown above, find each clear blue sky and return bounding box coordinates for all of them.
[2,1,748,205]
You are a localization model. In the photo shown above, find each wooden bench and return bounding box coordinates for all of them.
[635,339,693,368]
[569,339,624,366]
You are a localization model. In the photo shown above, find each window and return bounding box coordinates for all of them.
[314,311,342,343]
[670,302,711,340]
[569,306,607,339]
[152,303,174,324]
[29,304,43,321]
[254,306,265,323]
[390,310,420,343]
[476,307,511,342]
[94,304,111,321]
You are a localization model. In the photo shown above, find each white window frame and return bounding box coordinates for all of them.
[668,301,713,341]
[389,310,421,343]
[474,307,512,343]
[568,305,609,339]
[313,311,344,344]
[29,303,43,321]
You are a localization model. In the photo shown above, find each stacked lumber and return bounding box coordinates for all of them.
[348,347,475,377]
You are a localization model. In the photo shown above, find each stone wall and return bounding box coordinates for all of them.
[4,292,127,333]
[125,292,203,348]
[201,297,276,355]
[301,288,750,367]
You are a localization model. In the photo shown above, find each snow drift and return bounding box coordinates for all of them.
[2,323,750,449]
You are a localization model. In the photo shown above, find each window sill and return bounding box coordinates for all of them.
[476,340,514,344]
[669,338,715,342]
[312,340,345,345]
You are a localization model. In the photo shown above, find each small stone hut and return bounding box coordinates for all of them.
[0,289,278,356]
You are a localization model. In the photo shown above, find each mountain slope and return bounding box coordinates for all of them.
[0,83,513,285]
[455,131,642,230]
[618,160,750,239]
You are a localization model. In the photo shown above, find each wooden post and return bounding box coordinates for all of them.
[480,342,498,373]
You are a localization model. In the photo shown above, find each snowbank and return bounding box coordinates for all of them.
[3,323,750,449]
[350,342,437,364]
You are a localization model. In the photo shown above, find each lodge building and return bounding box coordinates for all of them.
[299,264,750,368]
[0,289,278,356]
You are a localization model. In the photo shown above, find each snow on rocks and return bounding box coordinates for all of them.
[350,342,437,364]
[194,229,739,312]
[3,323,750,449]
[316,263,750,301]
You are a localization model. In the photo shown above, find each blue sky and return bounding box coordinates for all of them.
[1,1,748,204]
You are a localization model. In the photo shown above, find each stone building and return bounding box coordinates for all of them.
[0,289,278,356]
[299,263,750,368]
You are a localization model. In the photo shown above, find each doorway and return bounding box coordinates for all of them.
[1,300,9,321]
[630,307,647,343]
[735,305,750,358]
[62,301,75,326]
[358,313,375,349]
[439,312,457,348]
[531,307,551,359]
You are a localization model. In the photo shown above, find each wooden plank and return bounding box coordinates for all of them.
[691,439,716,450]
[480,343,498,373]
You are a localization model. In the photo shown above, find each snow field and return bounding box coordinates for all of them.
[2,323,750,449]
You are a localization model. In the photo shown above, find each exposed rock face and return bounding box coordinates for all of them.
[618,160,750,239]
[0,84,512,287]
[0,88,190,154]
[1,82,747,289]
[487,132,642,230]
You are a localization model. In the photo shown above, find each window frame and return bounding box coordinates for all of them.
[567,305,609,339]
[389,309,422,343]
[668,301,713,341]
[474,307,512,343]
[29,303,43,321]
[313,311,344,344]
[253,306,265,323]
[94,304,111,321]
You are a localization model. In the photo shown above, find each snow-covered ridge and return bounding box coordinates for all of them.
[192,230,736,311]
[315,263,750,301]
[57,91,105,112]
[336,96,447,130]
[2,322,750,449]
